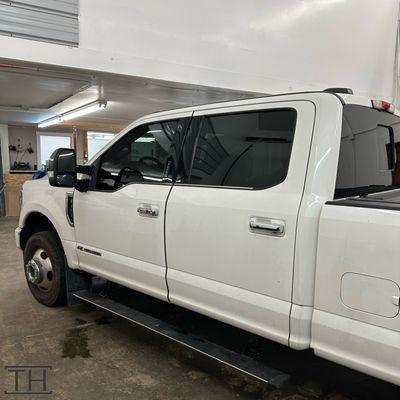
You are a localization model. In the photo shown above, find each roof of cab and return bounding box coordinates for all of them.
[134,91,335,120]
[133,90,398,124]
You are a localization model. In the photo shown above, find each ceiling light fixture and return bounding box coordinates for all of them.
[38,100,107,128]
[38,116,61,128]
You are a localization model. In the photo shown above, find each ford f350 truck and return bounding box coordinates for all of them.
[15,90,400,386]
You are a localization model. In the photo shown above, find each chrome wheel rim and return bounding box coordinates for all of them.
[25,248,54,292]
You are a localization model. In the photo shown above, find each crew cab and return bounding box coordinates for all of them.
[16,90,400,386]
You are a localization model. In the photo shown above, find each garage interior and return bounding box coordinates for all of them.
[0,59,256,217]
[1,64,399,399]
[1,1,400,399]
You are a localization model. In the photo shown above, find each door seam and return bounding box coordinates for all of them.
[164,184,174,302]
[164,111,195,302]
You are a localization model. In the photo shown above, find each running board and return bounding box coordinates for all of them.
[73,290,290,389]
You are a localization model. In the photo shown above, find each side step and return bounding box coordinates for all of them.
[73,290,290,389]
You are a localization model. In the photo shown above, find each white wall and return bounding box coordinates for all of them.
[0,125,9,173]
[0,0,398,100]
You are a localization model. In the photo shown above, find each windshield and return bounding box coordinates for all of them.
[335,104,400,198]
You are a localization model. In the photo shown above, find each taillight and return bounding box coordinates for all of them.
[371,99,395,113]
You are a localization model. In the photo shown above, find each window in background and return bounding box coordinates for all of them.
[87,132,115,160]
[37,133,72,168]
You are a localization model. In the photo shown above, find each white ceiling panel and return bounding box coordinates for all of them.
[0,60,259,129]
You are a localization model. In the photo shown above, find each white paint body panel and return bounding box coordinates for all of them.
[73,184,171,300]
[312,310,400,386]
[168,269,291,345]
[312,204,400,385]
[17,178,79,268]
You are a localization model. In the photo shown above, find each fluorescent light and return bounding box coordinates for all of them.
[38,100,107,128]
[61,101,107,122]
[38,116,61,128]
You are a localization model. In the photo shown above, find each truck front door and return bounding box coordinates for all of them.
[73,113,192,301]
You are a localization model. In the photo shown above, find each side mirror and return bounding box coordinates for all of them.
[48,148,76,187]
[75,164,94,192]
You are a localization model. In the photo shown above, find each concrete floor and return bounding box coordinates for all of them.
[0,217,399,400]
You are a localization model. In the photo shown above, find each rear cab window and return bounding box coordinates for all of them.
[335,104,400,199]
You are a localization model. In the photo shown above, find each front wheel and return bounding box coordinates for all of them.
[23,231,67,306]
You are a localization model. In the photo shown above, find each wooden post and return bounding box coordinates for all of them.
[83,130,88,163]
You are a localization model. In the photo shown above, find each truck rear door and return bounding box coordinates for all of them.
[165,100,315,344]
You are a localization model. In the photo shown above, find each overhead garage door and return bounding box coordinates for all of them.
[0,0,78,46]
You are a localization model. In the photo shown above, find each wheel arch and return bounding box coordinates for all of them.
[20,212,62,250]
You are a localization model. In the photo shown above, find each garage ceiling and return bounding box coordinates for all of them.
[0,60,261,131]
[0,67,90,108]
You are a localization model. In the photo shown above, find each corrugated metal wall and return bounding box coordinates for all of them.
[0,0,78,46]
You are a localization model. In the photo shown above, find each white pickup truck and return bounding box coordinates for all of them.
[16,90,400,386]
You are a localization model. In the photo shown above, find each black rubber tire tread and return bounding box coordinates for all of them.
[23,230,67,307]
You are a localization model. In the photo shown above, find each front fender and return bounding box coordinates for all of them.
[19,179,79,268]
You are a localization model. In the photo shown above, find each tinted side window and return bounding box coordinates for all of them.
[189,109,296,188]
[96,118,187,190]
[335,105,400,198]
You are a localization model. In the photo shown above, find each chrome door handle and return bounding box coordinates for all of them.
[137,204,159,217]
[249,217,285,236]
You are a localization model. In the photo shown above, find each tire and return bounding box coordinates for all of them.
[23,231,67,307]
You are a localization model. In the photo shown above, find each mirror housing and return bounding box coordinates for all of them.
[75,164,94,192]
[48,148,77,187]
